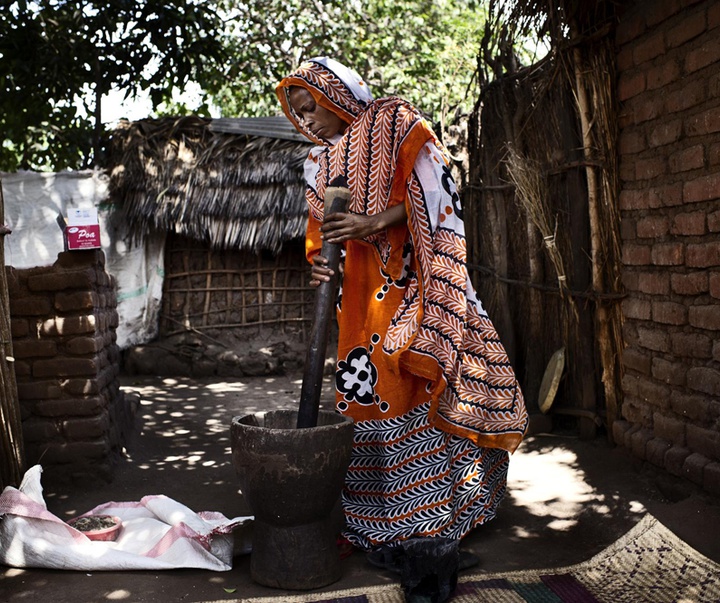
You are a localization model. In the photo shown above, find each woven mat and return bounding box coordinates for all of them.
[236,514,720,603]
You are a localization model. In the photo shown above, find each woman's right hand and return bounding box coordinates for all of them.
[310,254,334,287]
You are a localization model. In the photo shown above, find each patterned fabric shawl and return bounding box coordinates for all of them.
[277,58,527,453]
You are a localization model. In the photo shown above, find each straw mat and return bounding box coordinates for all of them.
[237,514,720,603]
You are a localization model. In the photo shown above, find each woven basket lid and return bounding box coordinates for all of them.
[539,347,565,414]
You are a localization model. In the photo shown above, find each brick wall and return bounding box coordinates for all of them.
[614,0,720,495]
[8,250,135,482]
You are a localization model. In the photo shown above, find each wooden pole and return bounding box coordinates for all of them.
[573,42,619,440]
[296,181,350,429]
[0,179,25,489]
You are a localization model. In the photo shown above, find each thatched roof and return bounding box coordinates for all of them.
[107,115,312,253]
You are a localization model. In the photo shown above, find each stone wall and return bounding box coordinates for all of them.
[8,250,135,482]
[614,0,720,495]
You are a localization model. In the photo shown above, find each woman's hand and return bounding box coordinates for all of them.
[320,203,408,244]
[320,212,378,243]
[310,254,333,287]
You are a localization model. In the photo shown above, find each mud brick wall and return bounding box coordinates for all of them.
[614,0,720,495]
[8,250,135,482]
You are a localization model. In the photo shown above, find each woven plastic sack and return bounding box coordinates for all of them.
[0,465,252,571]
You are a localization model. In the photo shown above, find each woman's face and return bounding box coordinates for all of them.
[288,87,347,140]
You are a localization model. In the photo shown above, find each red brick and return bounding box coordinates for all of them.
[620,158,636,181]
[623,348,652,374]
[671,331,712,358]
[687,106,720,137]
[671,210,706,235]
[651,242,685,265]
[667,10,707,47]
[637,325,670,352]
[623,399,653,428]
[12,360,31,377]
[670,390,710,421]
[671,271,708,295]
[617,46,635,71]
[619,129,646,155]
[40,315,97,337]
[12,339,57,359]
[654,412,686,445]
[638,271,670,294]
[55,250,105,270]
[17,380,62,400]
[22,418,60,443]
[630,94,666,124]
[54,291,98,313]
[9,296,52,316]
[652,300,688,324]
[618,71,646,101]
[711,143,720,167]
[647,0,682,26]
[664,445,691,476]
[61,378,100,396]
[648,119,682,147]
[665,80,706,113]
[709,209,720,232]
[688,304,720,330]
[27,269,97,292]
[33,358,98,378]
[622,270,640,291]
[623,297,652,319]
[647,437,673,467]
[652,357,686,386]
[62,415,109,439]
[620,188,654,210]
[686,241,720,267]
[634,31,667,64]
[632,427,656,460]
[687,423,720,458]
[653,182,683,207]
[683,173,720,203]
[711,1,720,28]
[616,11,647,45]
[637,375,671,407]
[687,366,720,395]
[683,452,709,485]
[33,396,104,417]
[710,272,720,298]
[636,156,666,180]
[621,218,636,241]
[669,145,705,174]
[647,59,681,90]
[685,36,720,73]
[65,336,104,356]
[612,419,633,445]
[623,243,652,265]
[11,319,29,338]
[705,463,720,496]
[636,216,669,238]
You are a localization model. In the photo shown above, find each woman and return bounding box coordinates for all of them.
[277,57,528,602]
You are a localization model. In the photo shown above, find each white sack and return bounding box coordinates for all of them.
[0,465,252,571]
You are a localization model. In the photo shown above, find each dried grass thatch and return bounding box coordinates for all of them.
[107,115,312,254]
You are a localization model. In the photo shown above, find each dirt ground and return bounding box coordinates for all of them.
[1,370,719,603]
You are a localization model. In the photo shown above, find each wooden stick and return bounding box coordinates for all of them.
[297,181,350,429]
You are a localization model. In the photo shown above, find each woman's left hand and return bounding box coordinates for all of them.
[321,212,379,243]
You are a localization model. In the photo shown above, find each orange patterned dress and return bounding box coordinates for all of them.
[278,58,528,550]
